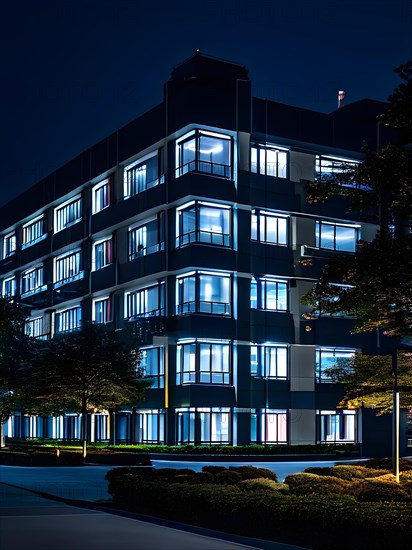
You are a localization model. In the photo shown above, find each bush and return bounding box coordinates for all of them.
[284,473,350,495]
[202,465,227,475]
[351,458,412,471]
[331,465,388,480]
[351,479,412,503]
[215,470,242,485]
[238,478,288,493]
[229,465,278,482]
[155,467,196,478]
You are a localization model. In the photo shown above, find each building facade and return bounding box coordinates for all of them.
[1,52,407,455]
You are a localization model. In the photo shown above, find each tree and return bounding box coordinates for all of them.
[29,322,151,458]
[0,298,33,447]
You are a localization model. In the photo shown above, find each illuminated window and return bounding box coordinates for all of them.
[25,317,47,339]
[92,179,110,214]
[316,348,355,382]
[54,250,83,287]
[124,282,165,318]
[176,340,231,385]
[251,277,288,311]
[2,276,16,298]
[54,196,82,232]
[315,155,362,188]
[22,265,45,296]
[135,409,165,444]
[92,297,111,324]
[315,221,359,252]
[176,130,232,179]
[55,305,82,333]
[251,144,288,178]
[128,213,164,260]
[176,407,231,445]
[251,409,288,444]
[251,345,288,379]
[140,346,165,388]
[251,210,288,245]
[3,232,16,258]
[124,150,164,198]
[176,271,231,315]
[318,410,357,443]
[22,216,45,248]
[176,201,231,247]
[92,238,112,271]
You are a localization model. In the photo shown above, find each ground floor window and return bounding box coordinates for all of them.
[135,409,165,444]
[250,409,288,444]
[176,407,231,445]
[318,409,357,443]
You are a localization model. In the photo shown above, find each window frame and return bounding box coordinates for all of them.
[128,213,165,260]
[55,304,82,334]
[251,344,288,379]
[92,296,111,324]
[176,271,231,316]
[22,215,46,248]
[250,144,289,178]
[54,195,82,233]
[3,232,16,258]
[21,265,46,296]
[176,201,232,248]
[92,178,111,214]
[140,346,165,389]
[315,220,360,252]
[123,149,164,199]
[316,347,356,383]
[251,277,288,311]
[2,276,16,298]
[251,210,288,246]
[54,249,83,287]
[92,237,112,271]
[124,281,166,319]
[176,340,231,385]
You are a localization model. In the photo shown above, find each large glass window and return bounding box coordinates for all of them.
[54,250,82,287]
[22,216,45,248]
[316,348,355,383]
[22,265,45,296]
[251,144,288,178]
[176,340,231,385]
[176,271,231,315]
[129,214,164,260]
[251,345,288,379]
[140,346,165,389]
[176,201,231,247]
[124,150,164,198]
[315,221,359,252]
[251,277,288,311]
[92,238,112,271]
[251,409,288,444]
[318,410,357,443]
[25,317,47,339]
[251,210,288,245]
[2,276,16,298]
[92,179,110,214]
[3,232,16,258]
[176,407,231,445]
[135,409,165,444]
[55,305,82,333]
[176,130,232,179]
[315,155,360,187]
[54,196,82,232]
[124,282,165,319]
[92,297,111,324]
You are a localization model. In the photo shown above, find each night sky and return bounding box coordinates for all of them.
[2,0,411,208]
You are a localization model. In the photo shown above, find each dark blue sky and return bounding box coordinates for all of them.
[1,0,411,207]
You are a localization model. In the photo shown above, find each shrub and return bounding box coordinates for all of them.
[202,465,227,475]
[352,458,412,471]
[215,470,242,485]
[351,479,412,503]
[105,466,154,482]
[155,468,196,478]
[304,466,333,476]
[284,473,350,495]
[331,465,388,480]
[229,465,278,482]
[238,478,288,493]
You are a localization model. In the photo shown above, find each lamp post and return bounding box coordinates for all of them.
[391,348,400,482]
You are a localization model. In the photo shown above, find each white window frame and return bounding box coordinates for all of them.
[22,215,46,248]
[3,232,16,258]
[2,276,16,297]
[92,237,112,271]
[21,265,46,296]
[251,210,288,246]
[55,305,82,334]
[92,178,110,214]
[54,249,82,287]
[54,195,82,233]
[92,296,111,324]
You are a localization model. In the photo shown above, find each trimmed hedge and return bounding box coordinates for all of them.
[285,473,350,495]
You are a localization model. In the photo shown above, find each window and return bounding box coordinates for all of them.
[92,238,112,271]
[176,340,231,385]
[316,348,355,382]
[251,409,288,444]
[176,271,231,315]
[92,179,110,214]
[251,210,288,245]
[176,201,231,247]
[22,265,45,296]
[318,410,357,443]
[251,144,288,178]
[2,276,16,297]
[128,214,164,260]
[315,155,360,185]
[92,297,111,324]
[54,196,82,232]
[140,346,165,388]
[135,409,165,444]
[22,216,45,247]
[176,130,232,179]
[3,232,16,258]
[125,282,165,319]
[25,317,47,339]
[124,150,164,198]
[251,277,288,311]
[54,250,83,287]
[55,305,82,333]
[251,345,288,379]
[176,407,231,445]
[315,221,359,252]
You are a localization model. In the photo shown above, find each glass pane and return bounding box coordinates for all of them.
[277,151,288,178]
[265,149,278,177]
[320,224,335,249]
[335,225,356,252]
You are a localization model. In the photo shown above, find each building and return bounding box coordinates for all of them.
[1,52,407,455]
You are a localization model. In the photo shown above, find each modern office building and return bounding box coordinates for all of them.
[1,52,407,455]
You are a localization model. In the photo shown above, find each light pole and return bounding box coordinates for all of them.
[391,348,400,482]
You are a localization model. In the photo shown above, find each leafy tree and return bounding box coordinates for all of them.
[29,322,151,458]
[0,298,33,447]
[325,352,412,414]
